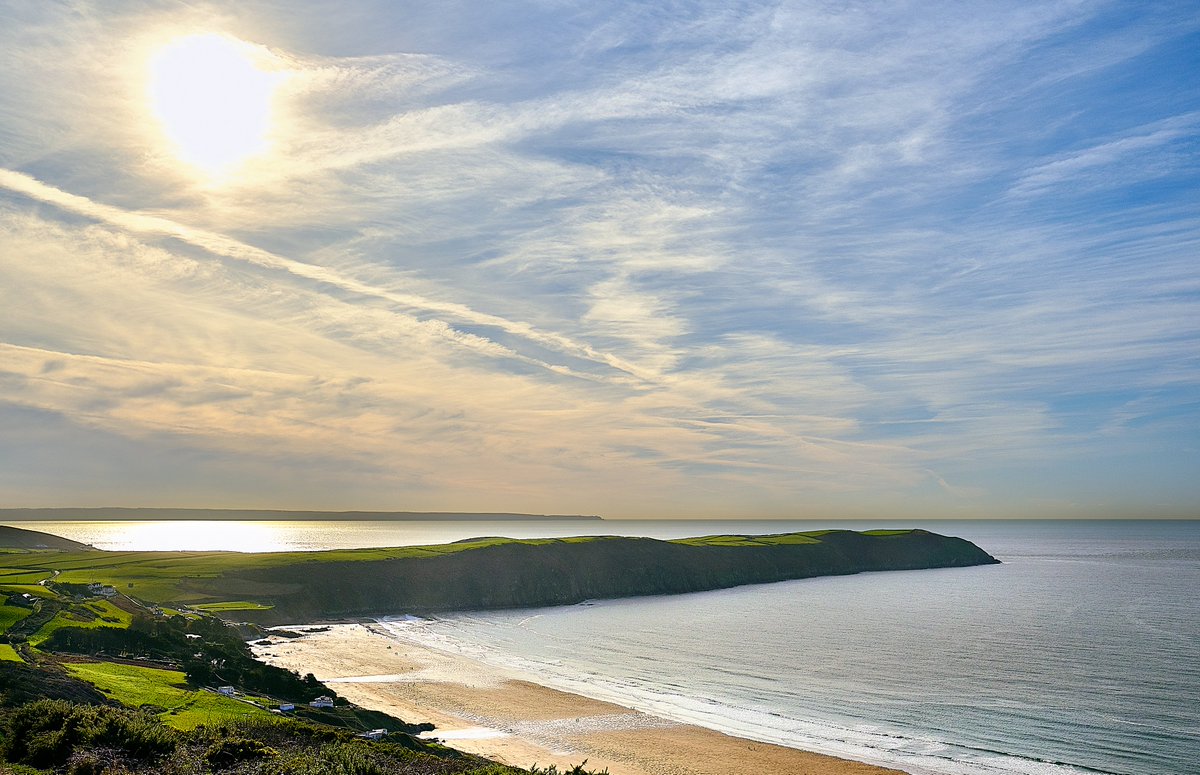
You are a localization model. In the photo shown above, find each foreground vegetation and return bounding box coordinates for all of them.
[61,662,269,730]
[0,699,598,775]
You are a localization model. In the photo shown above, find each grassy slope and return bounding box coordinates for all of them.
[0,605,31,634]
[0,529,999,622]
[192,601,275,612]
[0,567,53,584]
[29,599,133,646]
[0,539,558,602]
[0,532,838,602]
[63,662,268,730]
[0,584,56,599]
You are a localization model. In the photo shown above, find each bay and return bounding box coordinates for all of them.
[12,518,1198,775]
[384,520,1199,775]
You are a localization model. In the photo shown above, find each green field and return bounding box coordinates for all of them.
[0,604,31,634]
[64,661,269,729]
[0,644,23,662]
[157,606,199,618]
[30,599,133,646]
[0,530,917,599]
[674,533,825,547]
[0,527,962,623]
[0,584,56,599]
[191,601,275,612]
[0,567,52,584]
[0,537,616,604]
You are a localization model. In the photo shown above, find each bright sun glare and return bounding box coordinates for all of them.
[148,34,280,177]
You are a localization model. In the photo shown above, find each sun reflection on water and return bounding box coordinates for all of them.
[66,520,292,552]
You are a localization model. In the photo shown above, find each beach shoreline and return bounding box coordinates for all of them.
[250,622,906,775]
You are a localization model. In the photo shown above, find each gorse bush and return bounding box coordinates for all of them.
[65,746,136,775]
[0,699,175,771]
[0,701,607,775]
[204,736,278,767]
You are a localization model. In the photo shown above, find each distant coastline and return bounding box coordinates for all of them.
[0,507,603,521]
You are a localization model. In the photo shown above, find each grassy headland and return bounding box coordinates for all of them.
[1,526,998,624]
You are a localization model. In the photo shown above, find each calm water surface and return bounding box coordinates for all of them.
[14,518,1198,775]
[385,520,1198,775]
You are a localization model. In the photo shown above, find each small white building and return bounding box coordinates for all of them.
[309,696,334,708]
[87,583,117,598]
[357,729,387,741]
[278,703,295,712]
[217,686,236,696]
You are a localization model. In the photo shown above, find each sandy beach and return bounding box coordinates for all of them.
[250,623,904,775]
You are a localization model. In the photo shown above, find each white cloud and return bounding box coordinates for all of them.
[1,0,1197,516]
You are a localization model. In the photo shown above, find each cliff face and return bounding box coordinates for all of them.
[225,530,999,623]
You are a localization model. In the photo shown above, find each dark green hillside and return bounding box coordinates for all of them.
[0,525,92,552]
[235,529,998,622]
[0,529,997,623]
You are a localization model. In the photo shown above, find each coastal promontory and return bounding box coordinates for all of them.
[2,527,998,623]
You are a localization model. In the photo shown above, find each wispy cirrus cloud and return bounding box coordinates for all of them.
[0,0,1196,516]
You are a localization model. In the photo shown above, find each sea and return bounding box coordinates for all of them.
[13,518,1199,775]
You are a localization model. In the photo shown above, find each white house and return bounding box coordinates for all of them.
[87,583,117,598]
[309,696,334,708]
[357,729,387,741]
[217,686,236,696]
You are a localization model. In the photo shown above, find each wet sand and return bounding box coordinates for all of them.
[251,623,905,775]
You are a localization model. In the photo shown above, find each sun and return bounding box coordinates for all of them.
[148,34,281,178]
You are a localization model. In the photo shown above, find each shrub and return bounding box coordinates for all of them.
[204,736,277,767]
[0,700,175,771]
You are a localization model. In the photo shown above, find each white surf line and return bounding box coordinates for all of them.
[0,168,656,385]
[420,727,511,741]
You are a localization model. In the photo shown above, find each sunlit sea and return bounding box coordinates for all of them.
[14,518,1199,775]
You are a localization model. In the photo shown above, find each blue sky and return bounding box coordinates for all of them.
[0,0,1196,517]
